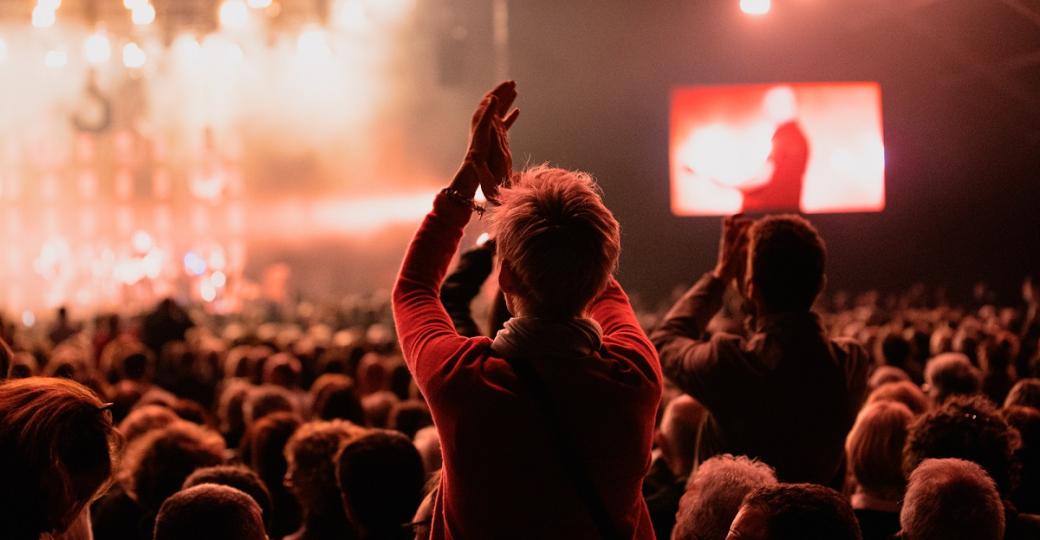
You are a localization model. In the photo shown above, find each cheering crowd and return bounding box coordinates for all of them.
[1,82,1038,540]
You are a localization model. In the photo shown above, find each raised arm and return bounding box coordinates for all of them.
[392,81,519,386]
[650,216,750,395]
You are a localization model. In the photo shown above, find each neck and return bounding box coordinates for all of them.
[851,490,901,512]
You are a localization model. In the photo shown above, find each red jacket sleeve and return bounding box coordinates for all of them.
[589,277,662,383]
[392,193,488,391]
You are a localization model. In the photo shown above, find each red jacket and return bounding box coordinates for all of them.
[392,193,662,539]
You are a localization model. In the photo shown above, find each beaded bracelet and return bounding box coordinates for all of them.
[442,187,486,217]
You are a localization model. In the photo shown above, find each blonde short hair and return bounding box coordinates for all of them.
[491,165,621,317]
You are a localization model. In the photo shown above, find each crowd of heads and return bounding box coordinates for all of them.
[0,220,1038,540]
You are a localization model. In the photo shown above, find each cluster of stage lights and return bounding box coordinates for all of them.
[5,0,413,70]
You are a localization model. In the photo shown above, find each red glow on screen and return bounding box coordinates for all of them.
[670,82,885,216]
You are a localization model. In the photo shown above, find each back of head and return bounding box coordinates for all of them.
[119,404,180,444]
[673,455,777,540]
[868,365,911,391]
[1005,378,1040,410]
[310,373,366,425]
[244,384,297,426]
[903,394,1017,496]
[735,483,861,540]
[900,458,1005,540]
[123,420,227,512]
[336,429,424,539]
[491,165,621,318]
[746,215,826,313]
[845,401,913,499]
[285,420,364,513]
[867,381,930,416]
[658,394,705,478]
[155,484,265,540]
[924,352,981,404]
[0,377,118,538]
[246,411,302,484]
[388,399,432,440]
[183,465,272,531]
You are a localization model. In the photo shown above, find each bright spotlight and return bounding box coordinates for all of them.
[740,0,771,16]
[32,6,57,28]
[247,0,272,8]
[44,49,68,68]
[132,3,156,25]
[363,0,415,23]
[219,0,250,30]
[84,32,111,65]
[123,0,147,9]
[38,0,62,10]
[332,0,368,32]
[122,42,146,68]
[297,28,333,59]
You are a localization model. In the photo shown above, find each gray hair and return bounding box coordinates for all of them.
[900,458,1005,540]
[672,455,778,540]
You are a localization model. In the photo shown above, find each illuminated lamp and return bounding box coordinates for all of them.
[219,0,249,30]
[122,42,146,68]
[739,0,771,16]
[32,6,57,28]
[84,32,111,65]
[132,3,156,25]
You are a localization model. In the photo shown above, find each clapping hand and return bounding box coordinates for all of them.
[713,215,753,287]
[450,81,520,204]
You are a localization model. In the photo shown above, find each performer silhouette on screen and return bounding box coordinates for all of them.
[740,86,810,213]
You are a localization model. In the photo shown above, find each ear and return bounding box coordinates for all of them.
[498,260,519,295]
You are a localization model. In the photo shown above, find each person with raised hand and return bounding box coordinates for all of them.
[392,81,661,539]
[652,214,869,487]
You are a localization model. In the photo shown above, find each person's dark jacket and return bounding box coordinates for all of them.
[651,273,869,487]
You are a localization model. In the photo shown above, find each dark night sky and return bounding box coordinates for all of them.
[484,0,1040,305]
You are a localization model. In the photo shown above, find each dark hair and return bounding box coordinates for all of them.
[925,353,981,404]
[0,377,119,538]
[389,400,433,440]
[1004,405,1040,514]
[311,374,367,425]
[1005,378,1040,410]
[740,483,861,540]
[183,465,273,531]
[336,430,425,539]
[747,215,826,312]
[154,484,266,540]
[867,381,930,416]
[122,420,227,512]
[243,384,297,426]
[904,395,1019,496]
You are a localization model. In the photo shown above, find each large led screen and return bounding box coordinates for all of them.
[670,82,885,215]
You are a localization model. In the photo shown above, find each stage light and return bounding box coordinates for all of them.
[38,0,61,10]
[131,230,153,252]
[132,3,155,25]
[364,0,414,23]
[123,0,147,9]
[45,49,67,68]
[219,0,250,30]
[332,0,368,32]
[200,280,217,302]
[32,6,57,28]
[297,28,332,59]
[740,0,771,16]
[122,42,146,68]
[84,32,111,65]
[184,251,207,276]
[21,310,35,328]
[247,0,271,8]
[211,270,227,288]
